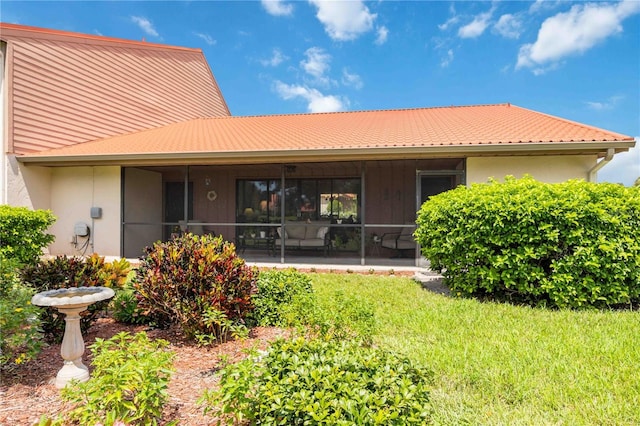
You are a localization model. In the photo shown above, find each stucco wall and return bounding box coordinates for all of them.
[6,156,52,209]
[1,42,7,205]
[48,166,121,256]
[466,155,596,184]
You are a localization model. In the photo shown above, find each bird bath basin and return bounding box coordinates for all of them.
[31,286,115,388]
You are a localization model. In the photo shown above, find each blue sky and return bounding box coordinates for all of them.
[3,0,639,184]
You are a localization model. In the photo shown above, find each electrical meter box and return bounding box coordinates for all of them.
[90,207,102,219]
[74,222,89,237]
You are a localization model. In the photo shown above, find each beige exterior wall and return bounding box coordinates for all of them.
[466,155,596,184]
[48,166,121,256]
[1,41,7,205]
[6,156,52,210]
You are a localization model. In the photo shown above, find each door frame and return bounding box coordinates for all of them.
[414,168,466,266]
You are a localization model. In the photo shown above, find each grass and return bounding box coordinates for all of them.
[310,273,640,425]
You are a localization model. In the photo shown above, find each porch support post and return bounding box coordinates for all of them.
[280,164,286,264]
[184,165,189,224]
[360,161,366,266]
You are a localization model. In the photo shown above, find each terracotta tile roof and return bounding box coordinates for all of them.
[1,23,230,155]
[21,103,634,164]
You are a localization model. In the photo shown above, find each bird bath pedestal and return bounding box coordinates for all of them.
[31,287,115,388]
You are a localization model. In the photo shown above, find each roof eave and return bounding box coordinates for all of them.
[16,140,636,167]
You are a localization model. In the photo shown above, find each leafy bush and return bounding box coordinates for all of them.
[415,177,640,309]
[21,254,130,341]
[200,337,432,425]
[249,269,314,327]
[60,332,174,426]
[111,284,152,326]
[0,254,42,368]
[134,233,257,342]
[0,205,56,265]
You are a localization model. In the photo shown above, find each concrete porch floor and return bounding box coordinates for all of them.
[239,248,423,271]
[241,250,449,295]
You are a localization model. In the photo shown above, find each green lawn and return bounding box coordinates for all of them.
[310,274,640,425]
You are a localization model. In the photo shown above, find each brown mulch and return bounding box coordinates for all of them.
[0,318,288,425]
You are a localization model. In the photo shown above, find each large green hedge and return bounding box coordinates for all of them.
[415,177,640,309]
[0,205,56,265]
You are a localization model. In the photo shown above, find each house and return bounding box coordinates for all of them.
[1,23,635,266]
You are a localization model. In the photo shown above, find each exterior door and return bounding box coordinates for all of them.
[419,175,457,206]
[164,182,193,239]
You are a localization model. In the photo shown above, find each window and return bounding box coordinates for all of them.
[236,180,281,224]
[236,178,361,223]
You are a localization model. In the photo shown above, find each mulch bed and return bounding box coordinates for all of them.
[0,318,287,425]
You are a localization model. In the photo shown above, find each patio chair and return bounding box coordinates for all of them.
[381,226,416,258]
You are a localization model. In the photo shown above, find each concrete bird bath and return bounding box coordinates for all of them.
[31,286,115,388]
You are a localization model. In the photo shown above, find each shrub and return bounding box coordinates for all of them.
[415,176,640,309]
[0,205,56,265]
[0,254,42,368]
[111,284,152,326]
[60,332,174,426]
[249,269,314,327]
[133,233,257,342]
[20,254,130,341]
[200,337,432,425]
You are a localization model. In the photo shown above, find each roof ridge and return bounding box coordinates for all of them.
[202,103,515,120]
[0,22,201,53]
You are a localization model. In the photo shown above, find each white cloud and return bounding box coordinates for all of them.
[529,0,563,14]
[599,141,640,186]
[517,1,640,71]
[273,81,346,113]
[194,32,216,46]
[260,48,288,67]
[130,16,159,37]
[342,68,363,89]
[438,15,460,31]
[261,0,294,17]
[309,0,376,41]
[439,3,459,31]
[494,13,522,39]
[585,95,624,111]
[301,47,331,78]
[441,49,454,68]
[375,26,388,45]
[458,10,493,38]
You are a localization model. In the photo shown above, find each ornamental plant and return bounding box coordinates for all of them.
[0,205,56,265]
[20,254,130,341]
[60,332,174,426]
[0,254,42,369]
[133,233,257,342]
[200,337,432,425]
[111,283,152,326]
[415,176,640,309]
